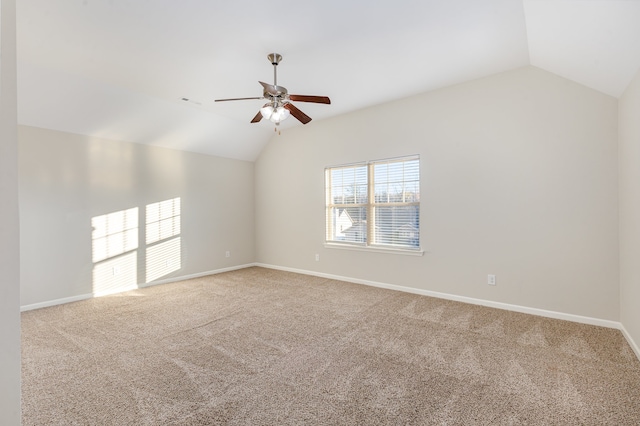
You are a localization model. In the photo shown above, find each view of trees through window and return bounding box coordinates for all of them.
[326,156,420,249]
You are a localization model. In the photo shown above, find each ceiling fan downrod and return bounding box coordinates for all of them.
[267,53,282,86]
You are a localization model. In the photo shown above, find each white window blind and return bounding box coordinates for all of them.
[326,156,420,250]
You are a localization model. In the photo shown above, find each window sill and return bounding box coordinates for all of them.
[324,243,425,256]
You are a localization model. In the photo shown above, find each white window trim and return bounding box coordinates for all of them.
[324,242,424,256]
[325,155,421,254]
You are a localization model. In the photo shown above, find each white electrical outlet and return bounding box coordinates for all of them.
[315,254,320,261]
[488,274,496,285]
[112,266,120,276]
[225,251,230,258]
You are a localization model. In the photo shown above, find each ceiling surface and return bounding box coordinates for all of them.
[16,0,640,161]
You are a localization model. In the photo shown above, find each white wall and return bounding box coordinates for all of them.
[0,0,21,422]
[255,66,619,321]
[19,126,255,306]
[619,68,640,353]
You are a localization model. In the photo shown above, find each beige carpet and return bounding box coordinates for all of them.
[22,267,640,425]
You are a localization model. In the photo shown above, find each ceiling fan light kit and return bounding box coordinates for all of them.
[260,105,274,120]
[215,53,330,127]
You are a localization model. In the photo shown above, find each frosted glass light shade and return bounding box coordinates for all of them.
[269,106,290,123]
[260,105,274,120]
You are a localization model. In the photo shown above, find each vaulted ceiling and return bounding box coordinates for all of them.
[16,1,640,161]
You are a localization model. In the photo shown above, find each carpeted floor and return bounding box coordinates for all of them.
[22,267,640,425]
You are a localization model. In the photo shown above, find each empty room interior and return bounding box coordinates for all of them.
[2,0,640,424]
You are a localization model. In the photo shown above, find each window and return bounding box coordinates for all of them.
[325,155,420,251]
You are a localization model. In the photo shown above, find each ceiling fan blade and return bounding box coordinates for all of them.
[215,97,263,102]
[284,103,312,125]
[289,94,331,104]
[250,111,263,123]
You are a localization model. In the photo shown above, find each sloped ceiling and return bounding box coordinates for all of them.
[16,0,640,161]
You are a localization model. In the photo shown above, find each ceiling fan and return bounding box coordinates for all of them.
[215,53,331,126]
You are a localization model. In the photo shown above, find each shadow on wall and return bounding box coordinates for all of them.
[91,197,181,296]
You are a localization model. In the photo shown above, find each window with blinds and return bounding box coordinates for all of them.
[325,156,420,251]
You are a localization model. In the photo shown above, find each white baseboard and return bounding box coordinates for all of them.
[137,263,255,288]
[254,263,622,330]
[20,263,255,312]
[21,293,94,312]
[620,323,640,362]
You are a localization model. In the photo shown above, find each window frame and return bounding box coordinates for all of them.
[325,155,423,255]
